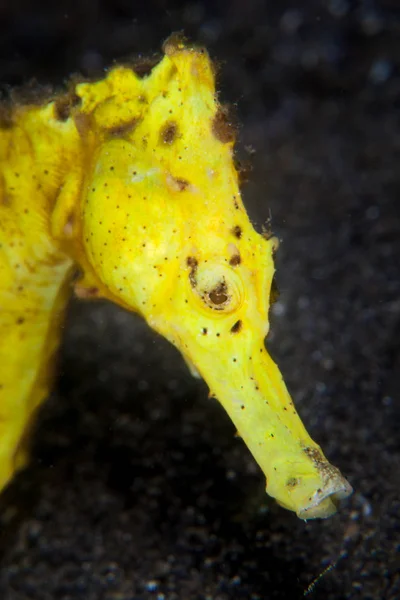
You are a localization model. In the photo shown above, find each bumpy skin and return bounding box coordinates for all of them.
[0,37,352,518]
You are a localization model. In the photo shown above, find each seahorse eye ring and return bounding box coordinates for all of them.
[189,262,243,314]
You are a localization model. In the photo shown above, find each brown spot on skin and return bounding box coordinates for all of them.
[230,320,242,333]
[212,105,237,144]
[286,477,299,488]
[232,225,242,239]
[160,121,178,144]
[186,256,198,268]
[16,317,25,325]
[105,117,140,138]
[166,174,190,192]
[175,178,189,191]
[229,254,241,266]
[186,256,198,287]
[54,91,81,121]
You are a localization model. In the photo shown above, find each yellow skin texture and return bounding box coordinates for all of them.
[0,38,352,519]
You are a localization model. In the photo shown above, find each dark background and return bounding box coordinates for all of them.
[0,1,399,598]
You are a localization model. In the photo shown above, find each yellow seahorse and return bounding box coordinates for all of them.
[0,36,352,519]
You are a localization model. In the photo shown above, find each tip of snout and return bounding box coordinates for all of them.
[296,476,353,520]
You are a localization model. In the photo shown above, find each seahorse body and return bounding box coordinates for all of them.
[0,37,352,518]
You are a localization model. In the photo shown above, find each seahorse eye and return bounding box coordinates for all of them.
[208,281,229,306]
[188,262,243,315]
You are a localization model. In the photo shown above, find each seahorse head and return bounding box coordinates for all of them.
[78,37,352,518]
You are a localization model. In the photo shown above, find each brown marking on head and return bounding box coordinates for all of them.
[212,105,237,144]
[166,174,190,193]
[232,225,242,239]
[230,319,242,333]
[186,256,198,287]
[160,121,178,145]
[105,116,140,138]
[175,178,189,191]
[286,477,299,488]
[229,254,241,267]
[54,90,81,122]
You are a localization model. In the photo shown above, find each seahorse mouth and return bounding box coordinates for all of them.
[293,475,353,520]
